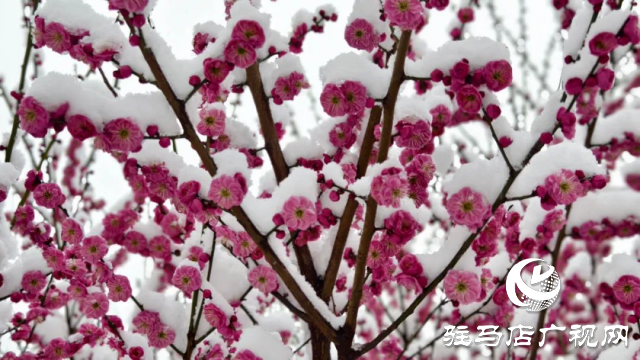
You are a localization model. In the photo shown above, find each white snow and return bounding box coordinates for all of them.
[405,37,510,79]
[319,53,392,99]
[508,142,604,198]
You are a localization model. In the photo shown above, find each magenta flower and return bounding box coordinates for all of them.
[109,0,149,13]
[623,15,640,44]
[289,72,309,95]
[281,196,317,231]
[178,180,201,204]
[33,183,66,209]
[233,232,257,259]
[21,271,47,294]
[148,326,176,348]
[133,311,161,335]
[384,0,425,30]
[224,39,257,69]
[248,265,278,295]
[542,209,566,232]
[399,254,423,277]
[455,85,482,114]
[81,236,109,264]
[172,265,202,294]
[208,174,246,209]
[329,122,357,149]
[384,210,422,245]
[320,84,347,117]
[61,218,83,245]
[193,32,210,55]
[231,20,266,48]
[197,107,226,137]
[457,7,474,23]
[444,270,482,304]
[18,96,49,138]
[203,58,231,84]
[103,118,144,153]
[395,119,432,149]
[149,235,171,260]
[483,60,512,92]
[123,231,148,254]
[544,169,583,205]
[406,154,435,187]
[589,32,618,56]
[81,292,109,319]
[107,275,132,302]
[345,19,377,52]
[44,338,70,359]
[235,350,261,360]
[43,22,71,53]
[367,241,387,268]
[273,76,296,101]
[446,187,490,229]
[612,275,640,304]
[371,174,409,208]
[203,303,229,328]
[67,114,98,141]
[341,81,367,115]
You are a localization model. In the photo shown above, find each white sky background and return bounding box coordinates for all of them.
[0,0,593,357]
[0,0,561,212]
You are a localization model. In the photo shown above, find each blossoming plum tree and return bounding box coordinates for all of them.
[1,0,640,359]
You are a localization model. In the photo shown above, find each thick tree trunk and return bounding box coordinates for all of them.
[310,327,331,360]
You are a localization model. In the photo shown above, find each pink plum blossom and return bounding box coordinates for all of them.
[446,187,491,229]
[345,19,378,51]
[384,0,425,30]
[18,97,49,138]
[544,169,584,205]
[281,196,317,230]
[224,39,257,69]
[248,265,278,295]
[231,20,266,48]
[444,270,482,304]
[208,174,246,209]
[197,107,226,137]
[33,183,66,209]
[172,265,202,294]
[483,60,513,92]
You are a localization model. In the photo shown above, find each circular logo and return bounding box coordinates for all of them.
[505,258,561,312]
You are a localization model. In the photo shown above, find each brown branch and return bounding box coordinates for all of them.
[98,67,118,98]
[123,15,337,343]
[341,30,412,349]
[528,205,572,360]
[5,0,39,163]
[245,62,318,291]
[320,105,382,302]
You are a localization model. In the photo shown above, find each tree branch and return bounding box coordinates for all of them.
[5,0,39,163]
[245,62,318,291]
[123,16,337,343]
[321,105,382,302]
[341,30,412,348]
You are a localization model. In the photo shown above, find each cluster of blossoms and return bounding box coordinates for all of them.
[536,169,607,210]
[3,0,640,359]
[32,16,119,69]
[289,8,338,54]
[18,96,145,155]
[320,81,371,118]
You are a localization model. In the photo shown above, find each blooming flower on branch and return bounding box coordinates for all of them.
[446,187,491,229]
[281,196,317,231]
[248,265,278,295]
[172,265,203,294]
[444,270,482,305]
